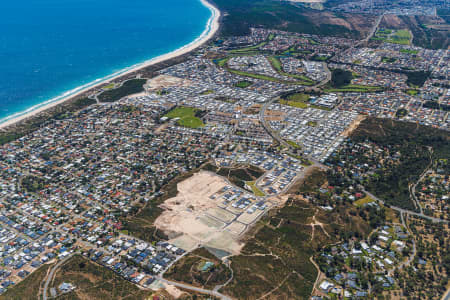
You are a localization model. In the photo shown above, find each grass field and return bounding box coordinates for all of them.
[280,99,308,108]
[393,30,412,43]
[310,104,332,111]
[200,89,214,95]
[228,68,284,83]
[229,33,275,55]
[268,56,283,72]
[378,28,392,34]
[279,92,310,108]
[218,55,312,86]
[382,56,397,63]
[234,80,253,88]
[102,83,115,90]
[354,195,375,207]
[246,181,265,196]
[164,106,205,128]
[372,28,411,45]
[286,140,302,149]
[216,57,230,67]
[229,41,267,54]
[286,93,310,102]
[405,89,419,96]
[268,56,314,85]
[227,67,312,85]
[324,84,383,93]
[400,49,419,54]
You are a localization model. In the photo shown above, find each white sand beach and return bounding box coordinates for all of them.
[0,0,220,130]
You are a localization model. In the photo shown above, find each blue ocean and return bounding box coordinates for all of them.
[0,0,211,123]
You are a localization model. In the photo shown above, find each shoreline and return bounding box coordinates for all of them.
[0,0,220,131]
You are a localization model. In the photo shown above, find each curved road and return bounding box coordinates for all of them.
[42,251,233,300]
[156,276,232,300]
[42,254,74,300]
[157,247,233,300]
[363,189,448,224]
[213,260,234,292]
[410,149,433,215]
[390,211,417,275]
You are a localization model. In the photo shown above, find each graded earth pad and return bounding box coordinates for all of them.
[226,222,247,235]
[206,207,237,223]
[154,171,244,254]
[236,209,265,225]
[145,74,191,91]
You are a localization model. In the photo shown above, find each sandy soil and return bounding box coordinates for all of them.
[265,110,286,117]
[206,207,237,223]
[145,75,192,91]
[0,0,220,130]
[236,210,265,225]
[154,171,243,254]
[164,283,185,299]
[381,14,404,28]
[268,194,290,206]
[155,171,225,235]
[327,17,352,30]
[341,114,366,137]
[226,222,247,235]
[319,12,353,30]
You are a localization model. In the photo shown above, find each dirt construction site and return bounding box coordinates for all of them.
[154,171,286,255]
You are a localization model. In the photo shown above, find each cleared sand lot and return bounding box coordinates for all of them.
[154,171,244,254]
[236,209,265,225]
[145,74,192,91]
[225,222,247,235]
[155,171,290,254]
[206,207,237,223]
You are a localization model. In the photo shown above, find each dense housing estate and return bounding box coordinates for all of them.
[0,24,448,299]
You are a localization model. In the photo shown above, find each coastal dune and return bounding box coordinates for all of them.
[0,0,220,130]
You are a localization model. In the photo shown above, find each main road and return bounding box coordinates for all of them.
[363,189,448,224]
